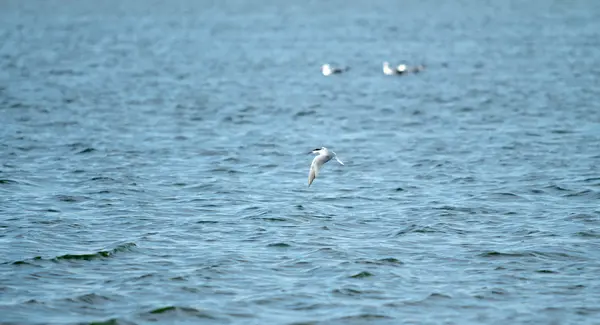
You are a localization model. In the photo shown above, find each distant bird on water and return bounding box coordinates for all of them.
[321,64,350,76]
[383,62,408,75]
[307,147,344,187]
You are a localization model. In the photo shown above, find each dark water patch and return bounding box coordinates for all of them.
[350,271,373,279]
[332,288,363,296]
[480,250,581,261]
[563,189,600,199]
[473,288,508,300]
[529,188,545,194]
[335,314,393,321]
[31,218,63,225]
[536,269,558,274]
[294,110,317,118]
[76,148,96,154]
[451,176,477,183]
[56,195,89,203]
[582,177,600,183]
[566,213,597,223]
[545,184,570,192]
[210,167,241,174]
[489,192,527,200]
[87,319,122,325]
[425,292,452,300]
[11,259,42,266]
[356,258,403,266]
[65,293,114,305]
[267,242,291,248]
[261,216,293,222]
[575,231,600,238]
[0,177,19,185]
[479,251,533,258]
[142,306,219,320]
[90,177,115,182]
[393,224,440,237]
[47,68,83,76]
[11,243,137,264]
[332,287,385,297]
[432,205,477,214]
[550,129,573,134]
[89,190,112,195]
[197,220,219,224]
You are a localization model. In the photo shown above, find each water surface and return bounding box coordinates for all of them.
[1,0,600,324]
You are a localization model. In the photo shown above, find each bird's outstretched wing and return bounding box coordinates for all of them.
[308,155,327,186]
[331,151,344,165]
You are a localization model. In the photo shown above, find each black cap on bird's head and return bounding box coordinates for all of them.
[308,147,326,154]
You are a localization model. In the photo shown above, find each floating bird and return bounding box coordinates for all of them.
[321,64,349,76]
[307,147,344,187]
[383,62,408,75]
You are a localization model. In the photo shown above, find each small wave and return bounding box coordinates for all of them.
[90,176,115,182]
[356,257,403,266]
[426,292,452,300]
[479,250,580,261]
[56,195,89,203]
[536,269,558,274]
[65,293,114,305]
[566,213,597,223]
[0,179,19,185]
[77,148,96,154]
[393,224,440,237]
[86,318,136,325]
[489,192,528,200]
[294,110,317,117]
[196,220,219,224]
[141,306,218,320]
[563,189,600,199]
[575,231,600,238]
[10,243,137,264]
[479,251,532,258]
[545,184,569,191]
[267,242,291,248]
[334,314,393,321]
[350,271,374,278]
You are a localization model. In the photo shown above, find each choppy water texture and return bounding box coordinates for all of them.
[1,0,600,324]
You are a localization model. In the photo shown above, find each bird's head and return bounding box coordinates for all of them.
[309,147,327,154]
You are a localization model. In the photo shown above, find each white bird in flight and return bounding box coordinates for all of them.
[308,147,344,187]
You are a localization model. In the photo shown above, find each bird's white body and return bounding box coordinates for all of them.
[308,147,344,186]
[321,64,347,76]
[383,62,408,75]
[383,62,396,75]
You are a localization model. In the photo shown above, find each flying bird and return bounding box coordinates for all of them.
[308,147,344,187]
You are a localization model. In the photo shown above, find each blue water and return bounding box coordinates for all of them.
[1,0,600,324]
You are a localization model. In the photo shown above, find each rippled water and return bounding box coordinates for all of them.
[2,0,600,324]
